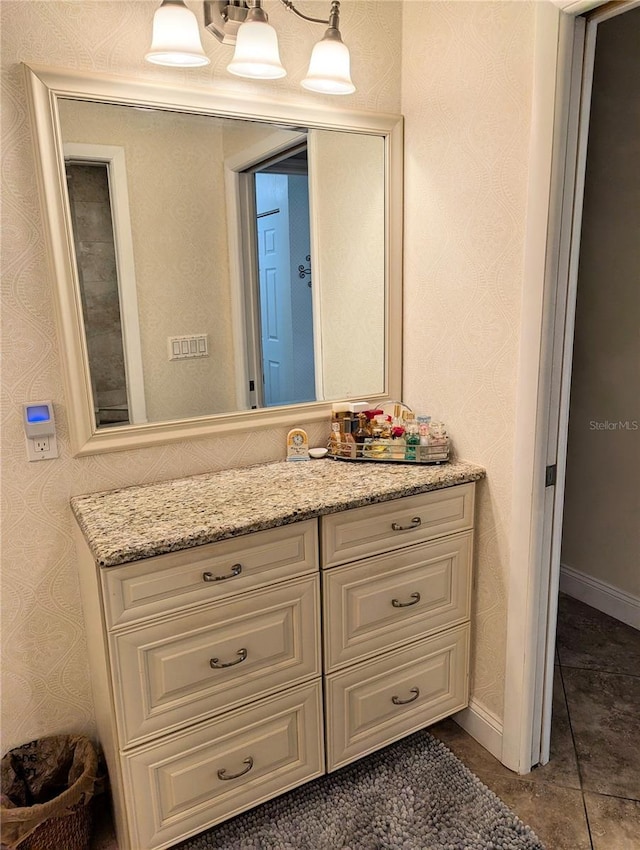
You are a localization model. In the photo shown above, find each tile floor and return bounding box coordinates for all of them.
[90,593,639,849]
[431,594,640,850]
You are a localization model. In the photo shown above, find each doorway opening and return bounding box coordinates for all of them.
[518,0,640,775]
[502,0,639,778]
[548,0,640,771]
[249,147,316,408]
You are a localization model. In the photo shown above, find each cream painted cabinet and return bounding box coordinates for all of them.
[74,519,324,850]
[321,482,475,771]
[74,482,475,850]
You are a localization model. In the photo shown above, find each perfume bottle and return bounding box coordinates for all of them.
[330,421,341,456]
[355,414,370,446]
[342,430,357,458]
[417,415,431,446]
[430,421,447,447]
[405,420,420,461]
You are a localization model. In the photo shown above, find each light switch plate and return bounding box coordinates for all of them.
[168,334,209,360]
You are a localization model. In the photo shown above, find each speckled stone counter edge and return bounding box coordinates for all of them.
[71,458,486,568]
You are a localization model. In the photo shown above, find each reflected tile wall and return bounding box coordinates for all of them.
[67,163,129,418]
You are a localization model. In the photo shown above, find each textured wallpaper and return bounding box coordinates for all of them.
[1,0,540,752]
[401,1,536,719]
[0,0,402,752]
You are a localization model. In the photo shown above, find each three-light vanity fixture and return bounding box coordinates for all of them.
[145,0,355,94]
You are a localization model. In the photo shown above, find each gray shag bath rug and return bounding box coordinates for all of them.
[176,729,545,850]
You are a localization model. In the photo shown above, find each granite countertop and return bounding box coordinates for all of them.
[71,458,486,568]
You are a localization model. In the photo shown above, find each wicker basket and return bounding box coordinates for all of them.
[1,735,98,850]
[13,802,93,850]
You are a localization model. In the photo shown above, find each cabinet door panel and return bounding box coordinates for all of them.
[113,576,320,746]
[103,520,318,628]
[321,484,475,568]
[122,681,323,850]
[325,625,469,771]
[324,532,472,670]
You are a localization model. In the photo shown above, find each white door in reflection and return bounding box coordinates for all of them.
[255,172,315,407]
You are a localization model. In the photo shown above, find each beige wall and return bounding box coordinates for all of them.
[0,0,402,752]
[310,129,385,400]
[401,1,537,719]
[59,100,238,422]
[561,8,640,598]
[1,0,549,753]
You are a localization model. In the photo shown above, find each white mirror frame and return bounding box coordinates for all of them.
[24,63,403,457]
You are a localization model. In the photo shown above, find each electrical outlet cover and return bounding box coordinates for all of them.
[26,433,59,461]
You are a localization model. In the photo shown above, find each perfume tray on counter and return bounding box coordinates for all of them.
[328,439,450,465]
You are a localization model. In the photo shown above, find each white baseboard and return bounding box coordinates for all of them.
[453,698,503,762]
[560,563,640,630]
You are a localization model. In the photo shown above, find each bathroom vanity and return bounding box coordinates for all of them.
[71,459,484,850]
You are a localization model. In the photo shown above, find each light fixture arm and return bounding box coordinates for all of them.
[183,0,354,92]
[280,0,341,29]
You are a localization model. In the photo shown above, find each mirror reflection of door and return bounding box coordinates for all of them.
[250,149,316,407]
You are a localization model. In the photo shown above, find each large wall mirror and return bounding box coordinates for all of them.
[24,64,403,456]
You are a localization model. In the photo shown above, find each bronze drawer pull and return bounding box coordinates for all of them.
[391,687,420,705]
[391,592,421,608]
[203,563,242,582]
[217,756,254,781]
[391,517,421,531]
[210,648,247,669]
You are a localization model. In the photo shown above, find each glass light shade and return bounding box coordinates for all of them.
[145,1,210,67]
[227,20,286,80]
[301,37,355,95]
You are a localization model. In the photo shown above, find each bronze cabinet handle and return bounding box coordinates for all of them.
[391,592,421,608]
[217,756,254,781]
[209,648,247,669]
[203,563,242,582]
[391,517,422,532]
[391,687,420,705]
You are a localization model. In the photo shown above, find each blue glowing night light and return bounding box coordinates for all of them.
[26,404,52,423]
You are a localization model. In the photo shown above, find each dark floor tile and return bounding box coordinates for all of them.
[429,717,515,781]
[556,593,640,675]
[563,666,640,799]
[430,717,589,848]
[529,666,581,790]
[584,792,640,850]
[479,776,592,850]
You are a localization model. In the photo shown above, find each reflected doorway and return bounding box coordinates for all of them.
[245,146,316,408]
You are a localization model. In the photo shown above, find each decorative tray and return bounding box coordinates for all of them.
[327,439,450,465]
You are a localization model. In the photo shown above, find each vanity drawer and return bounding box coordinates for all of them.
[325,624,469,771]
[112,575,320,747]
[321,484,475,568]
[102,520,318,628]
[122,680,324,850]
[323,531,472,671]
